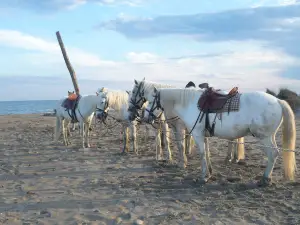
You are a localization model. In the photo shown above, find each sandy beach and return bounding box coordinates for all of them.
[0,113,300,225]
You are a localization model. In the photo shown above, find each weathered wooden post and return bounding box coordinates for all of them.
[56,31,80,95]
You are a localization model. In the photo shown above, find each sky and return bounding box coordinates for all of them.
[0,0,300,100]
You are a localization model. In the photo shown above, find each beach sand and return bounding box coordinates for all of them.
[0,113,300,225]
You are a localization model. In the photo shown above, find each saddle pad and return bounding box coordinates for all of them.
[218,93,241,113]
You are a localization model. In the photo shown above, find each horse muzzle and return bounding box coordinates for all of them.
[96,112,108,121]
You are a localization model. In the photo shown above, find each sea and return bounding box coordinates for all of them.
[0,100,58,115]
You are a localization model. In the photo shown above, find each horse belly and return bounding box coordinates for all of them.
[211,111,250,139]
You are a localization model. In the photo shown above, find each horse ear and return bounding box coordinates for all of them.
[134,79,138,85]
[154,87,158,93]
[126,90,130,94]
[143,77,145,81]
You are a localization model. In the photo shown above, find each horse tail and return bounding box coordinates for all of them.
[278,99,297,181]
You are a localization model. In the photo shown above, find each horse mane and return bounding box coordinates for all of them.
[160,88,203,107]
[102,89,129,111]
[140,80,175,94]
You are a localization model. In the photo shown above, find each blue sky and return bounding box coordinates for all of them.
[0,0,300,100]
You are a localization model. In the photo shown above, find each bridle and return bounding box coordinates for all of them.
[96,96,109,122]
[147,90,164,121]
[128,82,148,121]
[130,82,147,111]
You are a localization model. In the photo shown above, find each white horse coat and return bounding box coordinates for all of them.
[146,87,296,185]
[95,89,143,153]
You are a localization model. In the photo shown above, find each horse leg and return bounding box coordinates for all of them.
[66,120,72,145]
[80,121,86,149]
[66,122,71,137]
[189,136,196,156]
[62,120,69,146]
[54,116,61,142]
[172,122,187,168]
[258,136,279,186]
[86,120,93,148]
[205,138,213,177]
[226,140,236,163]
[126,126,130,152]
[192,133,208,184]
[234,137,245,163]
[184,128,190,155]
[155,128,164,161]
[162,122,173,162]
[72,123,76,131]
[131,122,138,154]
[122,125,129,153]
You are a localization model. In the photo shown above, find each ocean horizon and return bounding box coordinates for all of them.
[0,100,58,115]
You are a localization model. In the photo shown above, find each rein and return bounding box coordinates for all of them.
[95,96,126,131]
[148,90,202,142]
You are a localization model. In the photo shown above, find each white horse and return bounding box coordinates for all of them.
[145,87,296,185]
[129,79,244,168]
[54,94,102,148]
[128,79,177,163]
[95,89,147,154]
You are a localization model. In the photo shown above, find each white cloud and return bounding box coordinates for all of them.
[0,30,300,95]
[0,30,116,67]
[126,52,161,63]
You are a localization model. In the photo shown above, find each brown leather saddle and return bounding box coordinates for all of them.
[61,95,81,122]
[198,83,238,113]
[197,83,239,136]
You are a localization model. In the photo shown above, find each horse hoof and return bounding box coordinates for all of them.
[237,159,247,165]
[157,156,165,161]
[198,178,207,185]
[257,177,272,187]
[224,157,233,164]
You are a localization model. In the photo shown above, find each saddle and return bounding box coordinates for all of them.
[198,84,238,113]
[197,84,239,137]
[61,95,81,122]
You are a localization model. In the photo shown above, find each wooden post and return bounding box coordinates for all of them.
[56,31,80,95]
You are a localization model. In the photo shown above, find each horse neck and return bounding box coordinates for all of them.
[159,88,202,108]
[74,95,99,117]
[107,91,128,111]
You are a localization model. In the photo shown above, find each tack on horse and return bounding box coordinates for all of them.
[129,79,244,168]
[146,87,296,185]
[185,82,245,162]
